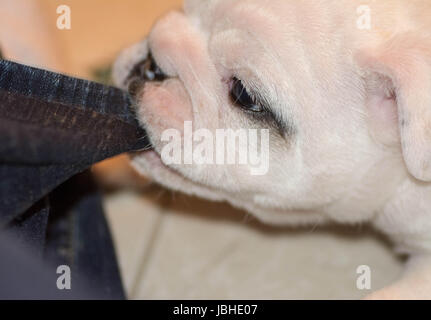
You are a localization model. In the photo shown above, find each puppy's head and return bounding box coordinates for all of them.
[114,0,431,225]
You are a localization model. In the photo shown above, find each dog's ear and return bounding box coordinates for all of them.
[358,34,431,181]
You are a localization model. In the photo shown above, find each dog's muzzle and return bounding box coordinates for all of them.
[124,52,168,98]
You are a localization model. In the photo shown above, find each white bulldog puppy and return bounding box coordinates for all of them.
[113,0,431,299]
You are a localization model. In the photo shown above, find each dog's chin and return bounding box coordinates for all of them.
[129,150,326,227]
[129,149,228,203]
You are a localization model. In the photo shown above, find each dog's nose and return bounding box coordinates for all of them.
[125,52,168,97]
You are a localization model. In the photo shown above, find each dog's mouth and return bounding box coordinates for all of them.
[124,51,171,154]
[122,52,226,198]
[131,146,231,203]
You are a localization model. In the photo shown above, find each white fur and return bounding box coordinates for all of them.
[114,0,431,299]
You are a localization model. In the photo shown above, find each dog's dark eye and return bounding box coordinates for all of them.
[229,77,264,112]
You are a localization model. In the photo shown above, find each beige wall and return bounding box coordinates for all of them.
[1,0,182,76]
[42,0,183,76]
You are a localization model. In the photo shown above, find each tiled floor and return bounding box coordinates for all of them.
[2,0,404,299]
[104,189,403,299]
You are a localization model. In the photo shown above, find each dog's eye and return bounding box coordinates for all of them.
[229,77,264,112]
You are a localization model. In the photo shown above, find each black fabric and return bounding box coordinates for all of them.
[1,172,125,299]
[0,60,151,299]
